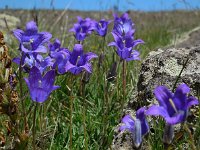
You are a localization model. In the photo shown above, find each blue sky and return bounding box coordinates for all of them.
[0,0,200,11]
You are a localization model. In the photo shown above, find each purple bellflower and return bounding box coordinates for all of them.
[13,54,54,73]
[24,66,59,103]
[113,13,134,37]
[146,83,199,125]
[119,107,149,148]
[51,49,70,74]
[109,13,144,61]
[47,39,71,74]
[64,44,98,75]
[48,38,61,52]
[13,21,52,54]
[69,16,94,41]
[108,32,143,61]
[92,19,111,37]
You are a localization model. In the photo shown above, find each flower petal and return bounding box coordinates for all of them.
[42,70,56,91]
[34,45,47,53]
[70,44,83,65]
[146,105,169,118]
[165,110,186,125]
[154,86,175,116]
[117,47,132,59]
[81,63,92,73]
[82,52,98,62]
[28,66,42,89]
[119,114,134,132]
[30,88,48,103]
[13,29,24,41]
[65,61,76,73]
[26,21,38,35]
[173,83,190,111]
[136,107,149,135]
[69,66,83,75]
[187,96,199,108]
[132,119,142,148]
[133,39,144,47]
[12,57,20,65]
[126,50,140,61]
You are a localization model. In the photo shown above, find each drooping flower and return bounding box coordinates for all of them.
[146,83,199,125]
[108,32,143,61]
[13,21,52,54]
[64,44,98,75]
[69,16,94,41]
[119,107,149,148]
[92,19,111,37]
[24,66,59,103]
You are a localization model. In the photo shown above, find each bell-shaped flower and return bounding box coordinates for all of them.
[146,83,199,125]
[48,39,61,52]
[92,19,111,37]
[51,49,70,74]
[119,107,149,148]
[24,66,59,103]
[69,16,94,41]
[13,54,54,73]
[64,44,98,75]
[113,13,134,37]
[13,21,52,54]
[108,32,143,61]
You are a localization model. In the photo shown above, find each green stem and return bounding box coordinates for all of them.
[101,80,109,147]
[102,36,106,53]
[69,94,73,150]
[122,60,126,110]
[19,52,27,132]
[32,103,38,150]
[82,80,88,150]
[172,56,189,92]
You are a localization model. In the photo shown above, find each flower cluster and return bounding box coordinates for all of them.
[69,16,111,41]
[13,21,98,103]
[109,13,144,61]
[120,83,199,147]
[69,16,94,41]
